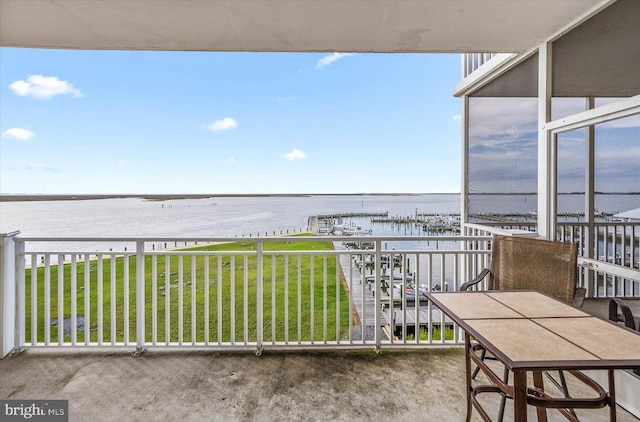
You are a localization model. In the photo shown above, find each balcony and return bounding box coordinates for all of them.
[462,53,499,78]
[2,232,638,351]
[2,235,490,353]
[1,233,638,420]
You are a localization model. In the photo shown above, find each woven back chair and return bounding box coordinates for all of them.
[488,234,578,303]
[461,234,588,421]
[461,234,584,305]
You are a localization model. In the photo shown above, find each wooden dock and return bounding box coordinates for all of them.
[382,306,453,339]
[333,241,453,341]
[333,241,381,340]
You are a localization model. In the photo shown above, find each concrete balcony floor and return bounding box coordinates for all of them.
[1,347,638,421]
[1,298,638,421]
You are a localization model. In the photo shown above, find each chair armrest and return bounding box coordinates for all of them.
[460,268,491,291]
[609,298,636,330]
[572,287,586,308]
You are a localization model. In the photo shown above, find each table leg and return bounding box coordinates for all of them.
[513,370,528,422]
[532,371,547,422]
[608,370,617,422]
[465,332,473,422]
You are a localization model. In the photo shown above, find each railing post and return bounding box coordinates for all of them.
[135,241,146,355]
[256,241,263,355]
[374,239,382,352]
[584,96,596,297]
[16,240,25,351]
[0,231,20,358]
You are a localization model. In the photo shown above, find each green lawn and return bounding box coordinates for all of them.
[406,327,456,342]
[25,238,352,344]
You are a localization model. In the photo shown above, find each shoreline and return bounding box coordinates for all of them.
[3,192,638,203]
[23,230,317,270]
[0,193,460,202]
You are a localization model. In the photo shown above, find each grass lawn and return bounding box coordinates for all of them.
[25,237,352,344]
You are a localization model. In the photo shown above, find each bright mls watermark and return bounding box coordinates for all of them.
[1,400,68,421]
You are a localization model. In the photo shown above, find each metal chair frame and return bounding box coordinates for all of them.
[460,234,593,421]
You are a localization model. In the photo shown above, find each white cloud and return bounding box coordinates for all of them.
[26,163,60,172]
[316,53,356,70]
[469,97,538,139]
[452,114,461,121]
[2,128,36,140]
[225,157,236,163]
[9,75,83,99]
[595,113,640,129]
[205,117,238,132]
[282,148,308,161]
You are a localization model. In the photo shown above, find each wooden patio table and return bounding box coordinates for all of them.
[425,290,640,422]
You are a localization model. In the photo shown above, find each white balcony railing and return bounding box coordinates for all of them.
[461,53,498,78]
[4,230,638,357]
[6,235,492,355]
[464,222,640,298]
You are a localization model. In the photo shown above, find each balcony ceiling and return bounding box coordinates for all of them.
[0,0,607,53]
[470,0,640,97]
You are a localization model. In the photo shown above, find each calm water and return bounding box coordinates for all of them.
[0,194,459,238]
[1,193,638,254]
[0,194,459,254]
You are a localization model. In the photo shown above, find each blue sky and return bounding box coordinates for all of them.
[0,49,462,194]
[467,97,640,194]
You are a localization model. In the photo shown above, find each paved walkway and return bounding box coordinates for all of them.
[333,241,389,342]
[334,241,453,341]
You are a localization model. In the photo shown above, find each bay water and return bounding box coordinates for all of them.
[1,193,638,255]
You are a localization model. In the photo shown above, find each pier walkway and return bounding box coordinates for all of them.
[333,241,451,341]
[333,241,388,341]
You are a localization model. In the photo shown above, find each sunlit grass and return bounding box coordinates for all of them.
[24,237,351,344]
[406,326,455,341]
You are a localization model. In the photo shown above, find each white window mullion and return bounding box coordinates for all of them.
[537,41,554,240]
